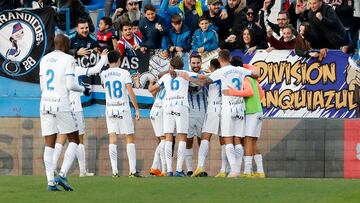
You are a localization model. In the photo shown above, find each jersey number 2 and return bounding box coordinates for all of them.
[46,69,55,90]
[105,81,123,98]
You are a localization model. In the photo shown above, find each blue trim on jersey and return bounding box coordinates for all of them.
[196,94,201,110]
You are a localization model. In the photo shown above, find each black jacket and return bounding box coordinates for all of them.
[307,3,347,49]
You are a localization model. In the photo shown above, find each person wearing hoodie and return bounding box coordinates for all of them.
[139,4,168,52]
[192,16,219,54]
[164,14,192,57]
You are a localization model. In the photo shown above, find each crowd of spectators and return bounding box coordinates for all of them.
[1,0,359,60]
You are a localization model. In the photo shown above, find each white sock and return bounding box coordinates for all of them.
[165,141,173,173]
[151,142,161,169]
[225,144,237,174]
[159,140,166,173]
[244,156,253,174]
[44,146,54,185]
[254,154,264,173]
[197,140,209,168]
[220,145,227,173]
[127,143,137,174]
[185,148,193,172]
[59,142,78,177]
[52,143,63,172]
[76,144,86,174]
[176,141,186,172]
[234,144,244,174]
[109,144,118,174]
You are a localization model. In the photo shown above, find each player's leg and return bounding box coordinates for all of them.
[215,136,228,178]
[52,134,67,174]
[234,137,244,176]
[109,133,119,177]
[76,112,94,177]
[185,137,194,176]
[165,133,174,176]
[150,137,162,176]
[254,143,265,178]
[192,132,212,177]
[175,133,187,177]
[125,134,140,177]
[55,112,79,191]
[242,136,254,177]
[174,106,189,177]
[158,136,166,175]
[44,134,61,191]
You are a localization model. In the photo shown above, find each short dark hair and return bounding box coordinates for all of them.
[100,16,113,27]
[132,20,140,27]
[108,50,121,64]
[144,4,156,12]
[198,15,209,23]
[218,49,231,62]
[230,56,243,67]
[171,14,182,24]
[210,59,220,70]
[121,21,133,30]
[76,18,88,26]
[283,24,296,34]
[190,52,202,62]
[278,11,290,19]
[170,56,184,70]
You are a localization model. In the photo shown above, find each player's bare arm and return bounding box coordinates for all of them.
[127,83,140,120]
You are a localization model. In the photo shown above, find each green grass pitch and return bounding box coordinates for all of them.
[1,176,360,203]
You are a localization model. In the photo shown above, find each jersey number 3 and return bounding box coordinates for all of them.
[105,80,123,98]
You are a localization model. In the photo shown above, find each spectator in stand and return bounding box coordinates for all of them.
[112,0,143,31]
[162,0,228,34]
[295,22,325,59]
[116,21,142,57]
[247,0,268,20]
[342,30,359,54]
[0,0,22,10]
[131,20,142,38]
[96,17,117,51]
[261,10,292,40]
[288,0,310,29]
[158,0,179,28]
[225,0,244,30]
[324,0,354,40]
[69,18,99,58]
[204,0,231,43]
[105,0,123,17]
[32,0,55,8]
[164,14,192,57]
[306,0,347,49]
[267,25,296,51]
[139,4,168,52]
[350,0,360,41]
[243,7,267,47]
[56,0,95,34]
[220,27,268,53]
[192,16,219,54]
[229,0,249,36]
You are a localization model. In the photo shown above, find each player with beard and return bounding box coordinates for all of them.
[178,49,258,178]
[184,53,208,176]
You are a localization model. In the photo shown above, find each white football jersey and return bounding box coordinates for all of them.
[70,56,108,112]
[207,76,222,109]
[100,67,132,114]
[153,87,166,108]
[209,65,252,109]
[39,50,76,112]
[188,70,207,112]
[157,70,197,108]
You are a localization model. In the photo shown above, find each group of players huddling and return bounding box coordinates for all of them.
[40,33,265,191]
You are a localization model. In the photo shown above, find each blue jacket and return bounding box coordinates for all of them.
[192,26,219,52]
[163,25,192,52]
[139,15,168,49]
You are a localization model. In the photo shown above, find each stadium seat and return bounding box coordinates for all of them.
[85,0,105,11]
